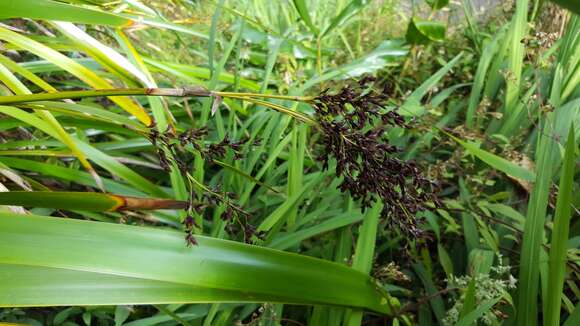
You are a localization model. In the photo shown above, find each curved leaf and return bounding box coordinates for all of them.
[292,0,319,35]
[426,0,449,10]
[321,0,368,38]
[405,17,446,45]
[0,213,391,313]
[0,26,152,126]
[0,0,131,26]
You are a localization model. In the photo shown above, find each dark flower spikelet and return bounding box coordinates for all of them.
[313,76,439,238]
[148,126,262,245]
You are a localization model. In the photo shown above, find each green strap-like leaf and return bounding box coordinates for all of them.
[426,0,449,10]
[292,0,320,35]
[456,296,503,326]
[0,0,131,26]
[545,127,576,326]
[445,132,535,182]
[0,213,390,313]
[321,0,368,38]
[0,191,186,211]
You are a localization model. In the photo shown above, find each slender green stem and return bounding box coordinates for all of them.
[0,87,211,105]
[186,173,247,216]
[0,87,318,127]
[214,91,315,102]
[225,95,319,127]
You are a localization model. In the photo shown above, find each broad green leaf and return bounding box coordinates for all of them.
[405,17,446,45]
[483,203,525,229]
[302,40,407,89]
[0,213,391,313]
[426,0,449,10]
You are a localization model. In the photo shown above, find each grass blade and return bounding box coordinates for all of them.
[321,0,368,38]
[0,58,103,189]
[465,26,506,129]
[544,127,576,326]
[456,296,503,326]
[0,26,152,126]
[400,53,463,116]
[516,118,562,325]
[503,0,528,120]
[0,0,131,26]
[0,213,390,313]
[445,132,535,181]
[344,202,384,325]
[0,191,186,211]
[292,0,320,35]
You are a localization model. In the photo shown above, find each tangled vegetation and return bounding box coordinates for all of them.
[0,0,578,325]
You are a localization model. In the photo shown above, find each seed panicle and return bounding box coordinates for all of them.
[313,76,439,238]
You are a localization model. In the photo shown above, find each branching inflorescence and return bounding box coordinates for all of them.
[148,126,262,246]
[312,76,439,238]
[146,76,438,244]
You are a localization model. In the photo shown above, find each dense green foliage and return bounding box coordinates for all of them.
[0,0,578,325]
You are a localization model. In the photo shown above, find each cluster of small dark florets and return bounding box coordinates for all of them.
[149,127,259,174]
[148,126,261,246]
[312,76,439,238]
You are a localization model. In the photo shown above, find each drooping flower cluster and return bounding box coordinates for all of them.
[149,127,259,174]
[148,126,261,245]
[313,76,439,237]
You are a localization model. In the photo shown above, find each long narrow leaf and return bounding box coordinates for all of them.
[544,127,576,326]
[0,26,152,125]
[0,213,390,313]
[0,191,186,211]
[0,0,131,26]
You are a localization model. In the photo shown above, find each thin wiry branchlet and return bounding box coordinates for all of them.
[148,126,262,245]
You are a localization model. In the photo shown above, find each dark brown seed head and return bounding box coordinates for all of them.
[313,76,438,238]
